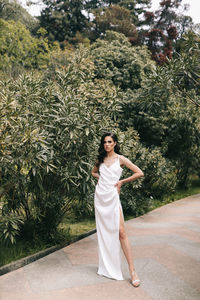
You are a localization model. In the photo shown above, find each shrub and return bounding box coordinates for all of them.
[90,30,155,90]
[117,129,177,216]
[0,214,24,245]
[0,49,122,242]
[0,19,50,77]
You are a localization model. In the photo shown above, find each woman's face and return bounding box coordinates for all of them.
[103,136,116,153]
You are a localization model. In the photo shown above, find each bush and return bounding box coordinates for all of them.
[0,19,50,77]
[0,48,122,243]
[90,30,155,90]
[120,52,200,187]
[117,129,177,216]
[0,214,24,245]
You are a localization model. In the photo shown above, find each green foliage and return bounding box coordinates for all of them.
[0,0,38,32]
[85,0,151,32]
[0,48,122,243]
[172,31,200,98]
[116,129,177,216]
[118,0,151,27]
[39,0,88,44]
[0,17,199,250]
[91,5,137,40]
[90,30,155,90]
[0,214,24,245]
[0,237,52,267]
[0,19,50,77]
[120,39,200,187]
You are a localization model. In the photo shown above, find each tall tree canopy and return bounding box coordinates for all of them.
[85,0,151,25]
[90,30,155,90]
[38,0,152,44]
[88,0,151,40]
[0,0,38,32]
[90,5,137,40]
[118,0,151,26]
[0,19,50,76]
[30,0,194,59]
[139,0,194,64]
[39,0,88,44]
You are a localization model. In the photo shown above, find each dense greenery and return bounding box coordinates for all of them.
[36,0,195,62]
[40,0,88,45]
[0,0,38,32]
[90,31,155,90]
[0,0,197,68]
[0,0,199,251]
[120,34,200,187]
[0,19,51,77]
[0,49,122,243]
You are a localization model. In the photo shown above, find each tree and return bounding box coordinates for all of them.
[0,19,50,76]
[90,30,155,90]
[87,0,151,41]
[91,5,137,40]
[120,42,200,186]
[39,0,88,44]
[0,47,122,242]
[0,45,179,243]
[170,31,200,102]
[0,0,38,32]
[85,0,151,25]
[118,0,151,27]
[137,0,194,64]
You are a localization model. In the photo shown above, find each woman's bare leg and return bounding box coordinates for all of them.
[119,208,140,285]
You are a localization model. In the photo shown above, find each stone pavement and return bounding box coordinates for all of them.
[0,194,200,300]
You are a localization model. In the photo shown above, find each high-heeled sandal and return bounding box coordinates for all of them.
[131,271,140,287]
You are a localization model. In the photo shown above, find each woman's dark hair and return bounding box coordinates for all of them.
[96,132,121,167]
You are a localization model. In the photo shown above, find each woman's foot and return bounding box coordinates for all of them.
[130,270,140,287]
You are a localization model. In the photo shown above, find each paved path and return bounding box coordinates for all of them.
[1,194,200,300]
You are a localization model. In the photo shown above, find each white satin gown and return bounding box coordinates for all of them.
[94,155,124,280]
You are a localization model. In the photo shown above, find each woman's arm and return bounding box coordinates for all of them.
[91,163,100,181]
[115,155,144,193]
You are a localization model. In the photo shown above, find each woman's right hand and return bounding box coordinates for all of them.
[115,180,123,194]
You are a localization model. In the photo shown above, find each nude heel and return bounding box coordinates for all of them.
[131,271,140,287]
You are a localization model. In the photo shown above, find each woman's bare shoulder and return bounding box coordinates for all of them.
[119,155,128,166]
[119,155,128,162]
[119,155,137,167]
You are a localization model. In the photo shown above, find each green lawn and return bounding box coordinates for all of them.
[0,240,53,267]
[149,176,200,211]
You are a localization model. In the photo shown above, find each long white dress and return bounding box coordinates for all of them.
[94,155,124,280]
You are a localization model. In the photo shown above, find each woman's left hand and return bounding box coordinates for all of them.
[115,181,123,194]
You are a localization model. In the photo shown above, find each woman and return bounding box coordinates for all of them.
[92,132,144,287]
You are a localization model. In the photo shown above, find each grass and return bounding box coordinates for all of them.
[58,218,96,241]
[149,176,200,211]
[0,240,52,267]
[0,177,200,268]
[0,218,97,268]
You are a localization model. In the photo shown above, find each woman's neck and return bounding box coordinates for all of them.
[106,150,116,158]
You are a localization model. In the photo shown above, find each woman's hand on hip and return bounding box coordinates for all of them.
[115,181,123,194]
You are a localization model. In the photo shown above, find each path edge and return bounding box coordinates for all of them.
[1,193,199,276]
[0,228,96,276]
